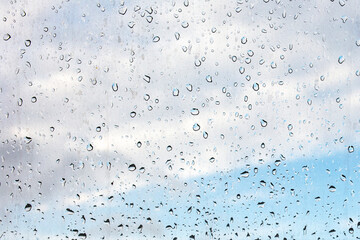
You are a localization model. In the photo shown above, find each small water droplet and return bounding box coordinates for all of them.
[190,108,199,115]
[338,56,345,64]
[205,75,212,83]
[86,144,93,151]
[252,83,259,91]
[153,36,160,42]
[112,83,118,91]
[143,75,151,83]
[260,119,268,127]
[192,123,200,131]
[348,146,354,153]
[130,111,136,118]
[118,7,127,15]
[172,88,179,96]
[175,32,180,40]
[181,21,189,28]
[3,33,11,41]
[25,40,31,47]
[209,157,215,163]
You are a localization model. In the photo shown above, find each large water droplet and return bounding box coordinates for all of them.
[25,203,32,212]
[153,36,160,42]
[128,164,136,171]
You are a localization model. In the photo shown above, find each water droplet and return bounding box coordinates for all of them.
[153,36,160,42]
[130,111,136,118]
[348,146,354,153]
[25,40,31,47]
[128,164,136,171]
[190,108,199,115]
[174,32,180,40]
[287,124,293,130]
[328,185,336,192]
[205,75,212,83]
[241,37,247,44]
[3,33,11,41]
[181,21,189,28]
[271,61,277,69]
[86,144,93,151]
[192,123,200,131]
[338,56,345,64]
[252,83,259,91]
[143,75,151,83]
[240,171,249,178]
[356,40,360,47]
[31,96,37,103]
[260,119,268,127]
[239,67,245,74]
[18,98,23,106]
[186,84,193,92]
[172,88,179,96]
[20,9,26,17]
[96,126,101,132]
[25,203,32,212]
[118,7,127,15]
[112,83,118,92]
[203,131,208,139]
[209,157,215,163]
[167,145,172,151]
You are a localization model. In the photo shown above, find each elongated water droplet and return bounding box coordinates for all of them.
[328,185,336,192]
[252,83,259,91]
[338,56,345,64]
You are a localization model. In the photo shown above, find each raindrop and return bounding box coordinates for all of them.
[153,36,160,42]
[252,83,259,91]
[118,7,127,15]
[112,83,118,92]
[209,157,215,163]
[260,119,268,127]
[175,32,180,40]
[186,84,193,92]
[172,88,179,96]
[338,56,345,64]
[205,75,212,83]
[25,203,32,212]
[18,98,23,106]
[128,164,136,171]
[190,108,199,115]
[240,171,249,178]
[86,144,93,151]
[130,111,136,118]
[20,9,26,17]
[3,33,11,41]
[328,185,336,192]
[181,21,189,28]
[143,75,151,83]
[193,123,200,131]
[348,146,354,153]
[25,40,31,47]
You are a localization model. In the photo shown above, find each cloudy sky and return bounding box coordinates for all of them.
[0,0,359,239]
